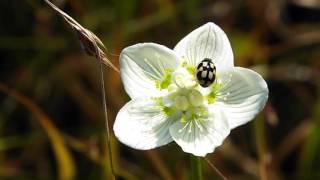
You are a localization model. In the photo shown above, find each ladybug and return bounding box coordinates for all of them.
[196,58,216,87]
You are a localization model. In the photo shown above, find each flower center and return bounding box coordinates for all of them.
[154,62,233,123]
[155,65,209,122]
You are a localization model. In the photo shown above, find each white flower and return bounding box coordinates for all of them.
[113,22,268,157]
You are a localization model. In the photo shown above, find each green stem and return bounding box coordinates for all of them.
[190,155,203,180]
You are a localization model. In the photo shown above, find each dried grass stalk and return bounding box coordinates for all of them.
[43,1,117,179]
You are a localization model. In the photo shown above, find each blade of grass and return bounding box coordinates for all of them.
[0,83,75,180]
[298,126,320,179]
[204,157,228,180]
[99,61,116,180]
[298,95,320,179]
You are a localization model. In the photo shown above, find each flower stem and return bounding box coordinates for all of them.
[189,155,203,180]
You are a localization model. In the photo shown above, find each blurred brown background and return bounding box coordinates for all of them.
[0,0,319,179]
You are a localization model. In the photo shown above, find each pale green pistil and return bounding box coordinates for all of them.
[169,89,207,123]
[174,95,189,111]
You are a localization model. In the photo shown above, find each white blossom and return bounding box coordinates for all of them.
[113,22,269,157]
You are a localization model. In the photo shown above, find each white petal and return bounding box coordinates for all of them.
[120,43,180,99]
[114,97,179,150]
[174,22,234,70]
[169,108,230,157]
[215,67,269,129]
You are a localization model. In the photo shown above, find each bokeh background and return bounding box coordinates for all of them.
[0,0,319,179]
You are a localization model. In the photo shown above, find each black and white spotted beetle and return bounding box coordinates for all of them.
[196,58,216,87]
